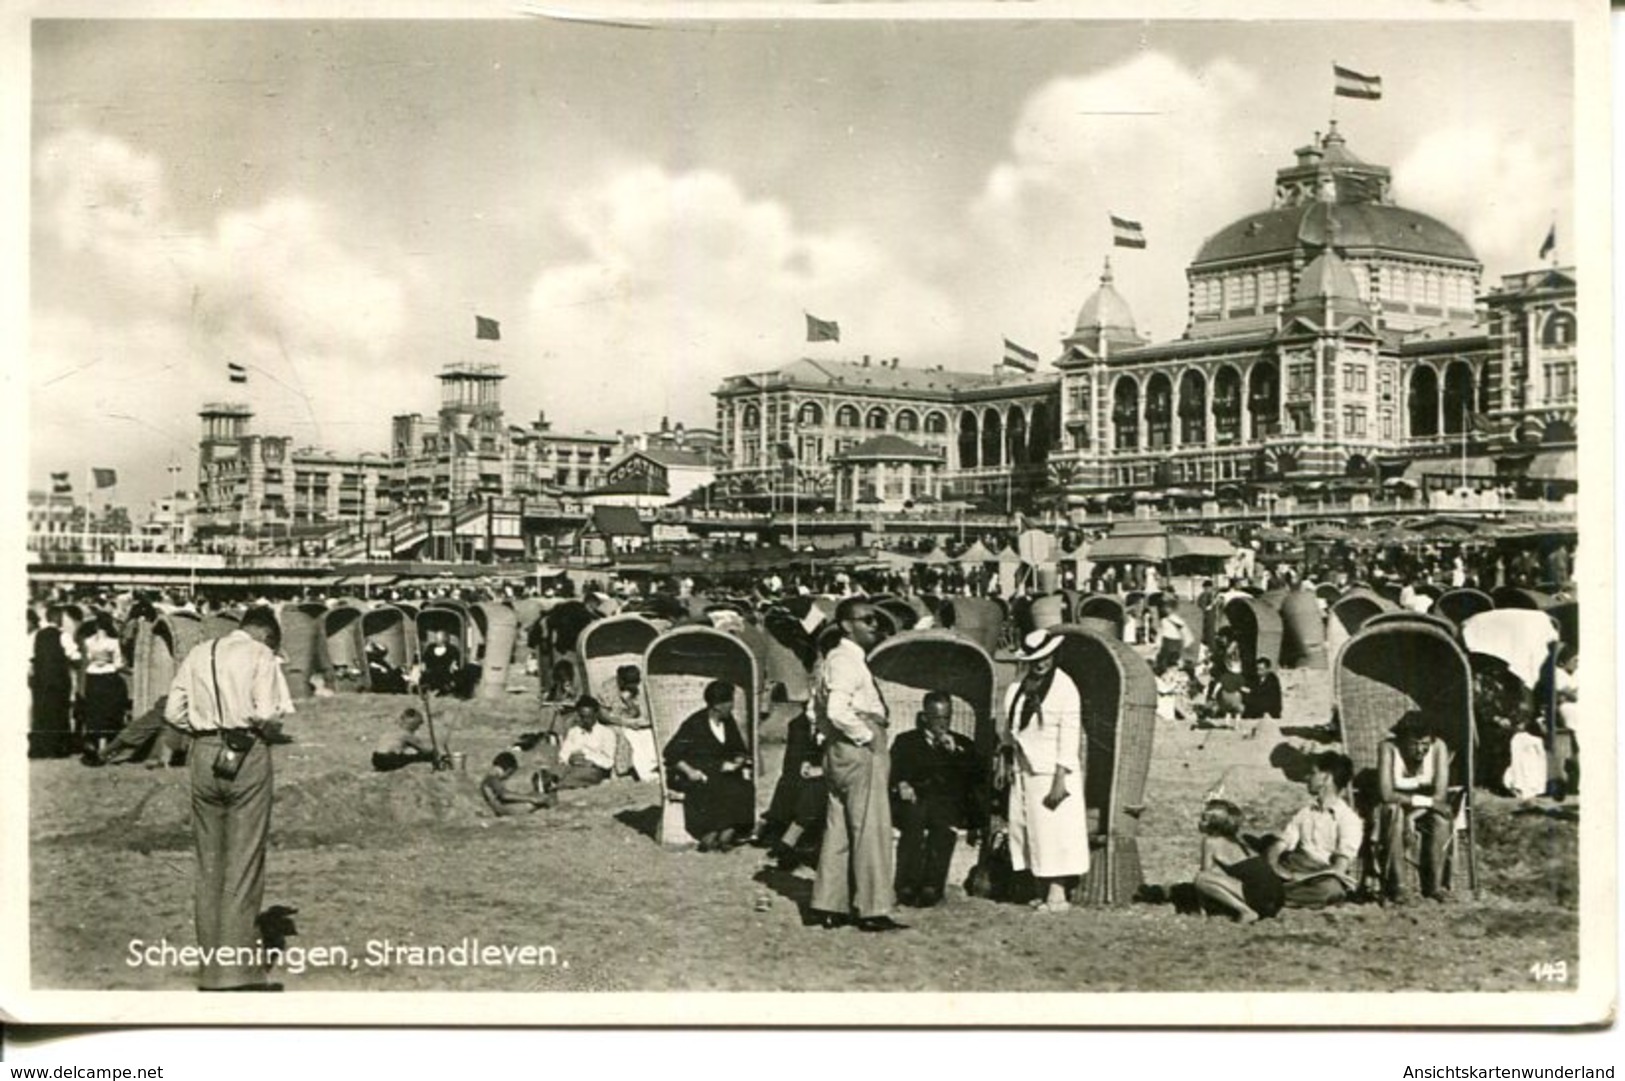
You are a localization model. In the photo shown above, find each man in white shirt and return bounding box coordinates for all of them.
[1266,751,1363,908]
[556,696,618,789]
[164,606,294,991]
[810,598,905,932]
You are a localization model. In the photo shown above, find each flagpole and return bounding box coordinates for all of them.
[82,466,91,559]
[1460,401,1468,490]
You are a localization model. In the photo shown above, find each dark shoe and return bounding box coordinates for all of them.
[809,910,848,930]
[917,888,944,908]
[857,916,910,933]
[896,888,919,908]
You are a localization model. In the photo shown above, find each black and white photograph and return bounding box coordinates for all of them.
[5,0,1612,1028]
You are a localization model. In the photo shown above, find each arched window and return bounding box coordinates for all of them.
[1248,362,1279,440]
[924,411,948,434]
[1409,367,1440,437]
[1178,370,1208,445]
[798,402,824,427]
[865,408,888,431]
[1006,406,1029,467]
[742,405,760,429]
[1542,311,1577,348]
[1112,377,1140,452]
[1442,361,1474,435]
[894,409,919,433]
[981,409,1003,467]
[835,404,860,429]
[1145,373,1173,450]
[958,413,979,469]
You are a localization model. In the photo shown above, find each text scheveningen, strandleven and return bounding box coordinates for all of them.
[1404,1070,1615,1079]
[126,938,564,974]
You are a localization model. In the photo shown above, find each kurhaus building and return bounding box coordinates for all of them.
[712,122,1576,513]
[713,355,1059,510]
[1051,122,1577,499]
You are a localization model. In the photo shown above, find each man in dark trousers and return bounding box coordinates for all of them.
[890,691,981,907]
[165,606,294,992]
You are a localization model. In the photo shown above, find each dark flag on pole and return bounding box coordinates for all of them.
[1110,215,1147,249]
[805,313,840,342]
[227,362,248,384]
[92,468,118,489]
[1333,64,1382,100]
[475,316,501,341]
[50,472,71,495]
[1539,225,1557,261]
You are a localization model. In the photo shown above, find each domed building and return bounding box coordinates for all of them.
[1053,121,1576,500]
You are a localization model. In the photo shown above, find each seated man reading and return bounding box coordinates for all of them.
[889,691,981,907]
[597,664,659,781]
[371,708,445,772]
[480,752,558,816]
[663,680,755,852]
[1373,712,1453,904]
[556,696,618,789]
[1265,751,1362,908]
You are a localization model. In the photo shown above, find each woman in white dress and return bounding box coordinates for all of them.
[1002,630,1089,913]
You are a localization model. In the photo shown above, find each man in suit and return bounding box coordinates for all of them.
[890,691,981,907]
[29,605,76,759]
[810,597,905,932]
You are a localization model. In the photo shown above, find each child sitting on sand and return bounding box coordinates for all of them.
[371,708,446,772]
[480,752,558,816]
[1153,660,1193,724]
[1192,799,1282,924]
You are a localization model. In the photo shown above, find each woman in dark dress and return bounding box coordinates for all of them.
[664,680,755,852]
[79,612,130,759]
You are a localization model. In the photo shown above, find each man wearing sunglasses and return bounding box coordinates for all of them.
[809,598,906,932]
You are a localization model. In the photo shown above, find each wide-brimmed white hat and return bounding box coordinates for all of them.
[1013,629,1062,663]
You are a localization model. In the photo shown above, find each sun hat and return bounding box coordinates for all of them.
[1013,629,1062,663]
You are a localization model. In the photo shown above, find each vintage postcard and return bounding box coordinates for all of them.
[2,0,1612,1027]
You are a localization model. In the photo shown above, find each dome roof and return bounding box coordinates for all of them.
[1286,245,1370,325]
[1296,246,1362,304]
[1195,201,1475,267]
[1074,257,1138,336]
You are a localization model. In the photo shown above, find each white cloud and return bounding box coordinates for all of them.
[32,129,412,502]
[1392,126,1571,279]
[522,165,962,432]
[963,52,1270,349]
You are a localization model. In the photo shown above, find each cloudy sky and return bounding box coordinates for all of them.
[28,13,1576,509]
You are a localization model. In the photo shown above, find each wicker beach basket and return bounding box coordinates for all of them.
[643,626,760,848]
[1051,624,1158,906]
